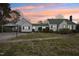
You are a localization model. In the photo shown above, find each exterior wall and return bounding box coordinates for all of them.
[67,25,76,30]
[16,19,32,32]
[21,23,32,32]
[42,26,49,29]
[58,20,68,30]
[58,20,76,30]
[32,26,39,31]
[72,25,76,30]
[49,24,57,31]
[67,25,73,30]
[32,26,48,32]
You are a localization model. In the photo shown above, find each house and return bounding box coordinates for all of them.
[16,17,32,32]
[4,15,76,32]
[32,24,48,32]
[4,17,32,32]
[47,16,76,31]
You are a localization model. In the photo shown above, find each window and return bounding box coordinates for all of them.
[73,25,76,30]
[53,25,56,28]
[28,26,30,29]
[68,25,72,30]
[33,26,35,29]
[23,26,28,30]
[51,25,53,28]
[23,26,30,30]
[70,25,72,30]
[63,25,66,28]
[50,25,57,29]
[42,26,46,29]
[23,26,25,30]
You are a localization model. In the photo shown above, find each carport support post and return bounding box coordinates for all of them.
[16,25,19,37]
[1,25,3,33]
[16,25,18,37]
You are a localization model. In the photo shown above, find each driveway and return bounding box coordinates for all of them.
[0,32,26,40]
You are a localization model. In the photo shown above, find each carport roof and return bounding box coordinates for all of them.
[4,23,17,26]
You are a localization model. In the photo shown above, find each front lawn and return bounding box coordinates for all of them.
[0,33,79,56]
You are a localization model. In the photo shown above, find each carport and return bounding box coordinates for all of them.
[3,23,18,32]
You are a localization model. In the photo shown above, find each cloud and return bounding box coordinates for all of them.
[13,6,37,10]
[39,8,79,16]
[23,8,79,17]
[12,3,61,10]
[11,3,79,23]
[22,8,79,23]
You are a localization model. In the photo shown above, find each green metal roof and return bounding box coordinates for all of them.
[48,19,76,25]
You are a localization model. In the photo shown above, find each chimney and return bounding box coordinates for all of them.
[70,15,72,21]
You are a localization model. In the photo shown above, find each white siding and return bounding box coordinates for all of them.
[32,26,48,31]
[21,24,32,32]
[32,26,39,31]
[16,19,32,32]
[58,20,76,30]
[49,24,57,31]
[58,20,67,30]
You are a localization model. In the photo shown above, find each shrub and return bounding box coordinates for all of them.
[42,27,49,32]
[38,27,42,32]
[49,30,54,33]
[58,29,72,34]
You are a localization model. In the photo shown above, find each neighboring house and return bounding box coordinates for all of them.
[47,16,76,31]
[32,24,48,31]
[4,17,32,32]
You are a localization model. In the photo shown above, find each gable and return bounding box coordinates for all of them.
[16,18,31,26]
[60,20,67,25]
[59,20,67,27]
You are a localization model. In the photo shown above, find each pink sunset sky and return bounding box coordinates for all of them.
[11,3,79,23]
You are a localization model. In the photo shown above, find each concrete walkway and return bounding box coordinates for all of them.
[0,37,62,43]
[0,32,26,40]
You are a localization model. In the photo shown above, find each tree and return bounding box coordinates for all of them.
[0,3,11,25]
[43,20,48,24]
[10,10,21,34]
[38,21,43,24]
[0,3,11,32]
[10,10,21,23]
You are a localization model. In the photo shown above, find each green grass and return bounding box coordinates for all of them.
[0,33,79,56]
